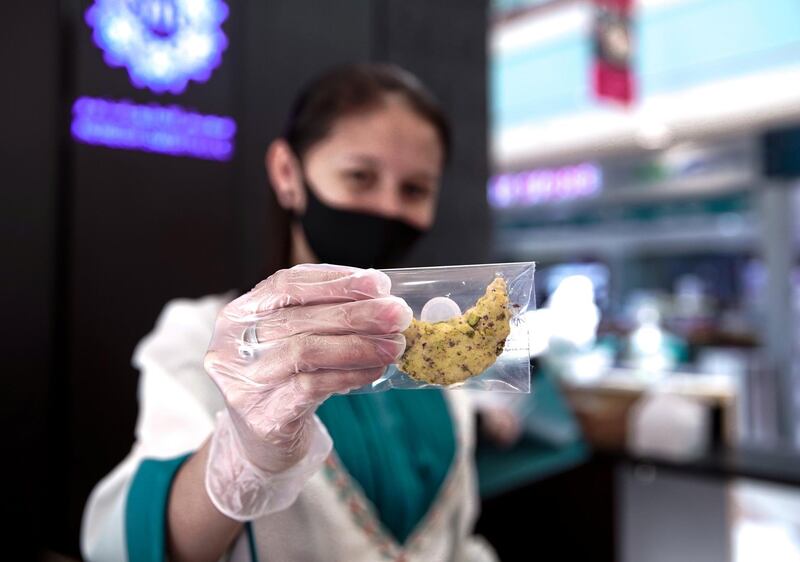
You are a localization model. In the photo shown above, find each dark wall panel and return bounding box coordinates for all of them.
[379,0,490,267]
[238,0,490,282]
[0,3,58,559]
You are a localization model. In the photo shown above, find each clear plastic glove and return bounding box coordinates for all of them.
[203,264,412,520]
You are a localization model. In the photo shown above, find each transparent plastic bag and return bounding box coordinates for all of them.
[353,262,535,393]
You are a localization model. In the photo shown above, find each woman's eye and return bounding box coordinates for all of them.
[402,183,433,200]
[345,170,375,187]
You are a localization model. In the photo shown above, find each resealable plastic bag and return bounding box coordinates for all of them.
[355,261,535,393]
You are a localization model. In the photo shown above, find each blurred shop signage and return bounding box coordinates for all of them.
[592,0,634,104]
[86,0,228,94]
[71,96,235,161]
[488,162,602,208]
[74,0,235,161]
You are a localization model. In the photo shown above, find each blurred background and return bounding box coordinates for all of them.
[3,0,800,560]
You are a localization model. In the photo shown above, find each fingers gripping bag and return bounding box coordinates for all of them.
[355,262,535,393]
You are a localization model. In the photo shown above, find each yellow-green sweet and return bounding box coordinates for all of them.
[398,277,511,385]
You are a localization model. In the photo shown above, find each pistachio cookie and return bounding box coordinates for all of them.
[398,277,511,385]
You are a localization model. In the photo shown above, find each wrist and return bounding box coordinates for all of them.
[204,410,332,521]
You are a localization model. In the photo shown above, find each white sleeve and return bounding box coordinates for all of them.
[80,295,227,562]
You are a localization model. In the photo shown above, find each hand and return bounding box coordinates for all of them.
[480,406,523,449]
[203,264,412,519]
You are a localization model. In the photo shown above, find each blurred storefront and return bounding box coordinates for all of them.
[484,0,800,560]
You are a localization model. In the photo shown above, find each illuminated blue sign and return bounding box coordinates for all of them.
[86,0,229,94]
[71,96,236,161]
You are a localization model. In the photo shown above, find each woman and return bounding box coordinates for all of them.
[81,63,505,562]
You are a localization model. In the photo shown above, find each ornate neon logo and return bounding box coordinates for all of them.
[86,0,229,94]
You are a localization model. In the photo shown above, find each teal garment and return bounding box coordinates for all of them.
[126,454,259,562]
[316,389,456,544]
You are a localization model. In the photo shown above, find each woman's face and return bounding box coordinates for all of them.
[270,96,445,231]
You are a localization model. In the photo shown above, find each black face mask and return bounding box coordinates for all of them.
[295,174,424,269]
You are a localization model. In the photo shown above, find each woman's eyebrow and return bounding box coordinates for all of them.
[341,154,380,166]
[406,172,440,185]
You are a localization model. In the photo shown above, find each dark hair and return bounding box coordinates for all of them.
[284,63,451,161]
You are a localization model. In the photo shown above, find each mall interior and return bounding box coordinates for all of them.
[3,1,800,560]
